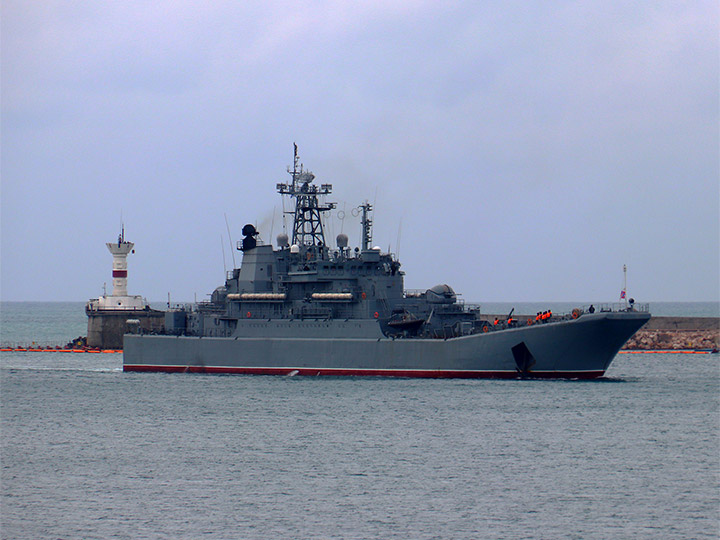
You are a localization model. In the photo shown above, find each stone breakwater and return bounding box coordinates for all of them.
[622,317,719,350]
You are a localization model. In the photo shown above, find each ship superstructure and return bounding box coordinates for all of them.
[124,146,650,377]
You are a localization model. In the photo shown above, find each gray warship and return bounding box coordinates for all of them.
[124,146,650,378]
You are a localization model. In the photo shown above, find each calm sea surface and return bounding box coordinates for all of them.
[1,302,718,539]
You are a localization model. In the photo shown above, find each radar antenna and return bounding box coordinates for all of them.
[276,144,336,246]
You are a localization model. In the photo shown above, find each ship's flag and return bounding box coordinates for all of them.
[620,289,626,299]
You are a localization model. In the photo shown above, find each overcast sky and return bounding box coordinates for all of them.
[2,1,718,303]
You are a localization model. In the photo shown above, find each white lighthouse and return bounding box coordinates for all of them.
[87,227,147,311]
[107,228,133,296]
[85,227,164,349]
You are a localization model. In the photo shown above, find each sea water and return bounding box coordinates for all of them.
[1,303,718,539]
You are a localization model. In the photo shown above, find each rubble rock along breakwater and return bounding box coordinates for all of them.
[623,316,719,350]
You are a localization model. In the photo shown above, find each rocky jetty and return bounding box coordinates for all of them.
[622,317,719,350]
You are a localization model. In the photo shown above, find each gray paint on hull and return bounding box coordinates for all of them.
[123,311,649,377]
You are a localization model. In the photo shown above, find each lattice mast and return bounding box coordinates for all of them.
[276,144,336,246]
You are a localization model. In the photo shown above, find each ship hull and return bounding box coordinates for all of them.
[123,311,649,378]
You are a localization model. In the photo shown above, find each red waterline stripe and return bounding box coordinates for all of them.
[123,365,605,379]
[1,348,122,353]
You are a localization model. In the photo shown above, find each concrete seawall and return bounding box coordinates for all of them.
[87,310,165,349]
